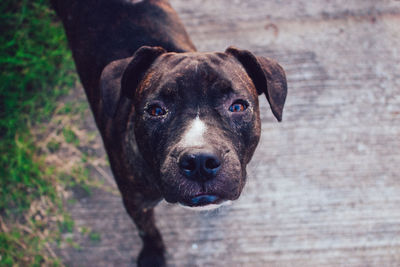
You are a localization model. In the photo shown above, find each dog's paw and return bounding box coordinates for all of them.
[137,247,166,267]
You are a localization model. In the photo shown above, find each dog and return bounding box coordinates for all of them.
[52,0,287,265]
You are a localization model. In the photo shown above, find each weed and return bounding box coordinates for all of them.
[0,0,77,265]
[62,127,80,146]
[89,232,101,243]
[57,102,74,115]
[58,214,74,234]
[64,237,81,250]
[79,226,90,235]
[47,139,61,153]
[81,152,88,163]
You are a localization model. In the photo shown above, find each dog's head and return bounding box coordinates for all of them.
[100,46,287,209]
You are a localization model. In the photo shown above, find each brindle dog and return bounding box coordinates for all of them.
[52,0,287,266]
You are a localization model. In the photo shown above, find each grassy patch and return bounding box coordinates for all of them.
[0,0,75,215]
[0,0,77,265]
[0,200,64,267]
[62,127,80,146]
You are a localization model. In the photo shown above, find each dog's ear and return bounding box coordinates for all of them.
[100,46,166,117]
[225,46,287,122]
[121,46,166,100]
[100,57,131,117]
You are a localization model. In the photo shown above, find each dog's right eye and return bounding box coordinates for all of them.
[229,100,248,113]
[146,104,167,117]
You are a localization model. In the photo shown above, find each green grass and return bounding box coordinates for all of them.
[62,127,80,146]
[0,0,77,265]
[0,0,75,214]
[47,139,61,153]
[0,218,63,266]
[59,214,75,234]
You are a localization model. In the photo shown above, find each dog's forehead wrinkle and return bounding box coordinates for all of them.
[189,59,199,74]
[162,53,186,67]
[175,55,217,72]
[157,55,234,97]
[210,78,235,96]
[180,57,208,75]
[158,83,179,99]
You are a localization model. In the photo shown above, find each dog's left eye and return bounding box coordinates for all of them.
[229,100,248,113]
[147,104,166,116]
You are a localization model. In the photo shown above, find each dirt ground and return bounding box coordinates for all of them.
[51,0,400,266]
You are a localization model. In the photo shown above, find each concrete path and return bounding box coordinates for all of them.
[55,0,400,266]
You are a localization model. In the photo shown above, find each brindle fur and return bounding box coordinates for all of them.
[51,0,287,266]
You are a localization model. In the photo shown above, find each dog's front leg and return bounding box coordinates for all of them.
[122,196,165,267]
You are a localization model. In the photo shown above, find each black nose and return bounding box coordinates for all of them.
[179,151,221,181]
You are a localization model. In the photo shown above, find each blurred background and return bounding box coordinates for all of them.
[1,0,399,266]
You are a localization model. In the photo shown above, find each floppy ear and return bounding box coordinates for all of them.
[100,46,166,117]
[225,46,287,122]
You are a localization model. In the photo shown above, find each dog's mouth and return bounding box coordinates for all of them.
[161,149,243,209]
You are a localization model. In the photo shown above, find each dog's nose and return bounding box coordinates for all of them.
[179,151,221,181]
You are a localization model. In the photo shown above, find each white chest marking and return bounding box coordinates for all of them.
[180,116,207,147]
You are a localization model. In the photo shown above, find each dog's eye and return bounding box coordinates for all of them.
[147,104,166,117]
[229,100,248,112]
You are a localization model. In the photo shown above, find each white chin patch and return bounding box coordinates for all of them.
[179,201,232,211]
[128,0,144,3]
[180,116,207,147]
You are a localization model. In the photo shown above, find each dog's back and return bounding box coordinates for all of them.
[52,0,195,115]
